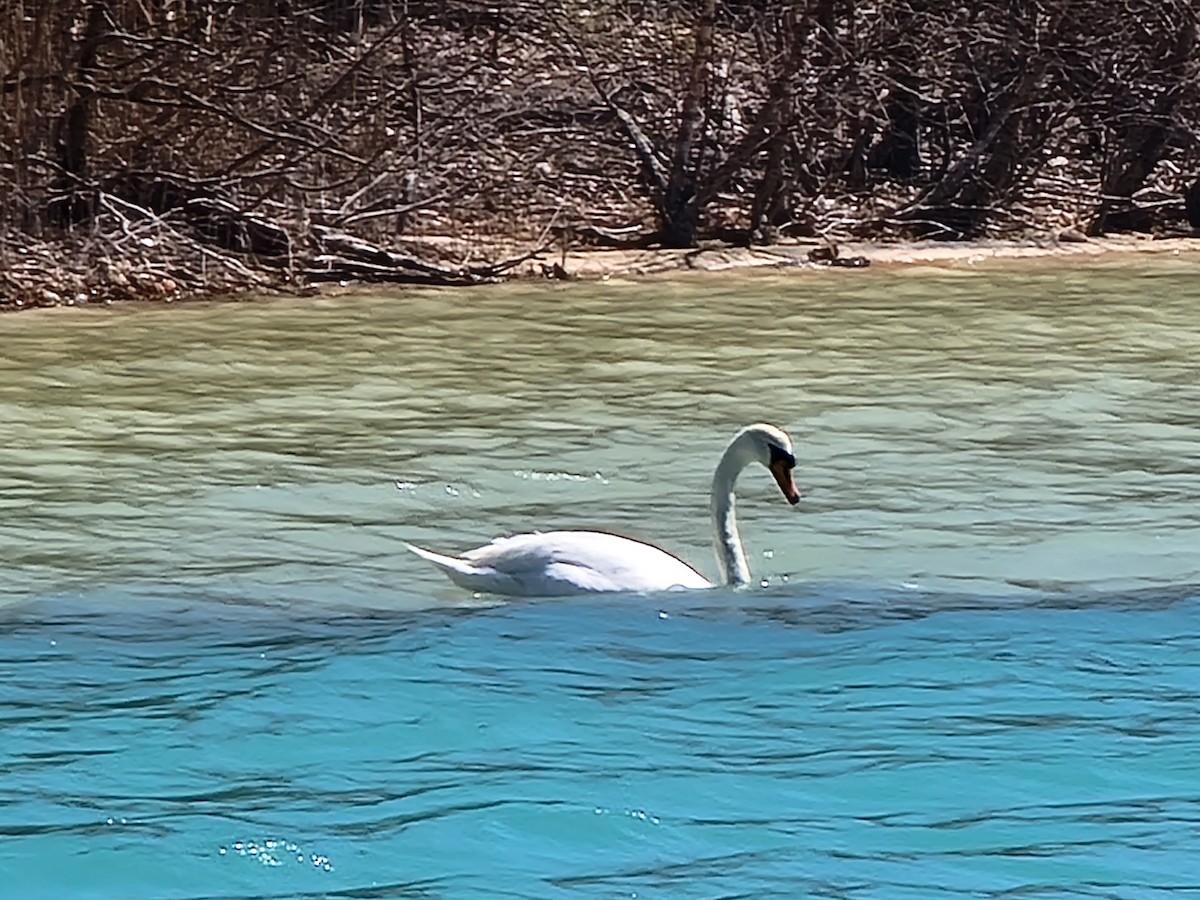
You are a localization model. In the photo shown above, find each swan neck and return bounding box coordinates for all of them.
[711,448,751,586]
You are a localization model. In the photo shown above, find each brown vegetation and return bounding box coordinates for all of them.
[2,1,1199,308]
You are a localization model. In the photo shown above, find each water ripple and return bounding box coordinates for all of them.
[3,266,1200,896]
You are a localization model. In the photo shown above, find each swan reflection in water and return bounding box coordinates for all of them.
[406,423,800,597]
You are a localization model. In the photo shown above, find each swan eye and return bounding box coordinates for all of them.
[768,443,795,470]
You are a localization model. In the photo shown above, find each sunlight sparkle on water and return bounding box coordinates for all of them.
[220,838,332,872]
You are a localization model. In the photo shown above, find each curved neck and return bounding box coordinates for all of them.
[710,445,752,586]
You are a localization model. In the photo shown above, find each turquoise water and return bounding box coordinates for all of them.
[4,588,1199,898]
[3,262,1200,897]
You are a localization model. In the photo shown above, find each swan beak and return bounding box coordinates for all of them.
[769,460,801,505]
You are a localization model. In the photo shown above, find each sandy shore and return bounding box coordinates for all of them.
[4,231,1199,313]
[537,233,1200,280]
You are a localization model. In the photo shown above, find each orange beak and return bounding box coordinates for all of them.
[769,459,801,505]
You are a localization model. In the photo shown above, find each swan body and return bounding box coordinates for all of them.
[405,531,711,596]
[406,423,799,597]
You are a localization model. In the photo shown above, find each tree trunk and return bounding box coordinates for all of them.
[51,1,107,227]
[1090,8,1195,234]
[1185,179,1200,229]
[875,84,922,179]
[875,1,924,179]
[659,0,716,248]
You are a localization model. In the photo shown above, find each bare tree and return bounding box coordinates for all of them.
[4,0,1200,305]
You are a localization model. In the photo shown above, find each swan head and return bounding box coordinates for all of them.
[731,423,801,505]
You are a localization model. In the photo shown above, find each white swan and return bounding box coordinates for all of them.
[405,423,800,597]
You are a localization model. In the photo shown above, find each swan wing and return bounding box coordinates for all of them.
[407,530,712,597]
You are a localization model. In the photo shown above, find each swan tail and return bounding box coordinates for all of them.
[403,542,509,593]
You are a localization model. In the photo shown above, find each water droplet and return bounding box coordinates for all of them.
[658,611,668,619]
[297,854,305,862]
[760,577,770,588]
[119,818,126,825]
[323,863,333,872]
[781,574,789,582]
[265,840,276,849]
[218,847,227,855]
[233,841,244,851]
[444,484,459,496]
[49,640,57,646]
[106,818,114,826]
[651,816,660,825]
[763,549,774,559]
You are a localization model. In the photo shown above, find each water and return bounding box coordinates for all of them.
[2,259,1200,897]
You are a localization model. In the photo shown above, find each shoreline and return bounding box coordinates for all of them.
[549,233,1200,279]
[4,232,1199,315]
[7,4,1200,317]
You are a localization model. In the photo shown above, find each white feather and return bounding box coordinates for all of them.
[405,423,798,597]
[405,532,710,596]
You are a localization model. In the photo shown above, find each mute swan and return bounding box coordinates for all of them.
[405,423,800,597]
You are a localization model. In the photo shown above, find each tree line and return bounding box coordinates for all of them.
[2,0,1198,287]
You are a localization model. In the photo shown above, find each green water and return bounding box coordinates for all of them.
[3,261,1199,605]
